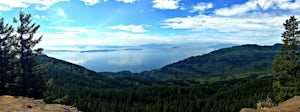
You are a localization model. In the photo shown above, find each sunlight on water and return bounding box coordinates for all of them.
[44,44,217,72]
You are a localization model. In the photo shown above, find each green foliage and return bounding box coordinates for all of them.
[0,17,15,94]
[38,46,278,112]
[273,16,300,101]
[42,65,275,112]
[15,11,44,98]
[142,44,280,82]
[203,79,275,112]
[0,11,44,98]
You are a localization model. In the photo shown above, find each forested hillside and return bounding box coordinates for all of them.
[36,44,279,112]
[141,44,281,82]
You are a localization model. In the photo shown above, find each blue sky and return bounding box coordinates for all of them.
[0,0,299,48]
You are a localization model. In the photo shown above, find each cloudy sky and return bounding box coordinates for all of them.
[0,0,299,47]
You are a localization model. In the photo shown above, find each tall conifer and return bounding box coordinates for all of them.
[273,16,300,101]
[14,11,44,97]
[0,18,14,94]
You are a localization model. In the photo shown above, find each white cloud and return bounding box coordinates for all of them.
[52,7,73,23]
[39,27,173,47]
[254,0,300,10]
[278,0,300,10]
[191,2,213,12]
[57,8,66,16]
[34,6,49,10]
[215,1,257,16]
[162,14,286,32]
[0,0,69,11]
[39,21,282,50]
[34,14,49,21]
[116,0,136,3]
[80,0,99,5]
[215,0,300,16]
[106,25,147,33]
[0,6,11,11]
[160,13,290,45]
[38,26,98,47]
[179,6,185,10]
[48,26,96,34]
[152,0,181,10]
[28,0,70,6]
[0,1,28,9]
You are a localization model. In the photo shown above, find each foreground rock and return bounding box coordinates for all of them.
[0,95,79,112]
[240,96,300,112]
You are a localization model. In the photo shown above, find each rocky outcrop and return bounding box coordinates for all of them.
[0,95,79,112]
[240,96,300,112]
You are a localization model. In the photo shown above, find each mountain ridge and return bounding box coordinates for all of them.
[40,44,282,83]
[140,44,281,81]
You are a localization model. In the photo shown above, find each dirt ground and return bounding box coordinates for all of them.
[0,95,79,112]
[240,96,300,112]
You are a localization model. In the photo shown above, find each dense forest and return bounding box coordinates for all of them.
[38,44,279,112]
[140,44,281,81]
[1,12,300,112]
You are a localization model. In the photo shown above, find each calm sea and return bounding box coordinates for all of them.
[44,44,223,72]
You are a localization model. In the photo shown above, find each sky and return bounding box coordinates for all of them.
[0,0,299,48]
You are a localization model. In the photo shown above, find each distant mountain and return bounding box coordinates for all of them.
[139,43,238,49]
[43,50,79,52]
[207,43,239,49]
[138,43,176,48]
[44,42,236,54]
[41,44,282,82]
[38,55,107,87]
[123,48,143,51]
[80,49,117,53]
[141,44,282,81]
[38,55,160,89]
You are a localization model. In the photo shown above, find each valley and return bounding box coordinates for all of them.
[37,44,280,111]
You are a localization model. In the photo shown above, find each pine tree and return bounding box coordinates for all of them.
[14,11,44,97]
[273,16,300,101]
[0,18,15,94]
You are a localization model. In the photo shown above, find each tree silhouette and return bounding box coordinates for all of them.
[14,11,44,97]
[0,18,15,94]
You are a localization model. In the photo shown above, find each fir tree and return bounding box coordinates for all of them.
[14,11,44,97]
[273,16,300,101]
[0,18,15,94]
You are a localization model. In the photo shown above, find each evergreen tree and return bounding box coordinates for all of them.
[273,16,300,101]
[14,11,44,97]
[0,18,15,94]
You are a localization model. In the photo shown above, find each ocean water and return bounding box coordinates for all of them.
[44,44,220,73]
